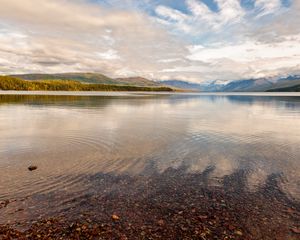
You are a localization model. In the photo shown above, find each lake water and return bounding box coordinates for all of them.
[0,92,299,237]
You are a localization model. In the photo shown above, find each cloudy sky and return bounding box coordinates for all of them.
[0,0,299,83]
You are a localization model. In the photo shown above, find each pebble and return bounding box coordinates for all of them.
[112,214,120,221]
[235,230,243,236]
[287,208,295,214]
[157,219,165,226]
[28,166,38,171]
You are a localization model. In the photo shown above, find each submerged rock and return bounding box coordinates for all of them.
[28,166,38,171]
[111,214,120,221]
[291,227,300,234]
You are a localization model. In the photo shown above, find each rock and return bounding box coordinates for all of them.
[157,219,165,226]
[28,166,38,171]
[287,208,295,214]
[81,225,87,230]
[291,227,300,234]
[235,230,243,236]
[112,214,120,221]
[0,200,10,208]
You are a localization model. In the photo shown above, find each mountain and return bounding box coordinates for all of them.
[159,80,227,91]
[267,84,300,92]
[10,73,113,84]
[199,80,226,92]
[220,78,273,92]
[219,75,300,92]
[160,75,300,92]
[10,73,163,87]
[266,76,300,91]
[158,80,202,90]
[115,77,162,87]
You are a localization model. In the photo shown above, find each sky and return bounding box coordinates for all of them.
[0,0,299,83]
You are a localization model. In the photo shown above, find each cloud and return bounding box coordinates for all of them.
[155,0,245,34]
[255,0,282,17]
[197,0,245,27]
[97,50,120,60]
[187,36,300,63]
[155,5,188,22]
[185,35,300,80]
[0,0,185,78]
[0,0,299,83]
[151,0,300,82]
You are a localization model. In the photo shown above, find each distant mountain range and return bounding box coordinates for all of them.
[9,72,300,92]
[160,75,300,92]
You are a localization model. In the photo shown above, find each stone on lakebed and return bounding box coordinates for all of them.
[28,166,38,171]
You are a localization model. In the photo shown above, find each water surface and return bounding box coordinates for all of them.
[0,92,299,227]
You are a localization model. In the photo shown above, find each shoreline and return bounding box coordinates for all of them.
[0,90,300,97]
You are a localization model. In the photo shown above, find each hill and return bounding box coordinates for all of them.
[115,77,162,87]
[11,73,162,87]
[10,73,115,84]
[0,76,173,92]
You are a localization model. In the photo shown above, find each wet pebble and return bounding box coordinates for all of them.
[235,230,243,236]
[112,214,120,221]
[157,219,165,226]
[28,166,38,171]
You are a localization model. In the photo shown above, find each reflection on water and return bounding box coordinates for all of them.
[0,93,299,223]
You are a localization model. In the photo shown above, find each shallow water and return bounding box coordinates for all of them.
[0,92,300,224]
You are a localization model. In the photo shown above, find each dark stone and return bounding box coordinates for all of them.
[28,166,38,171]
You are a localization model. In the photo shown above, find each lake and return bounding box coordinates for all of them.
[0,92,299,239]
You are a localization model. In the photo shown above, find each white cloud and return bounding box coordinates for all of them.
[97,50,120,60]
[216,0,245,21]
[155,5,188,22]
[187,36,300,62]
[155,5,192,33]
[186,35,300,80]
[186,0,215,25]
[207,0,245,26]
[255,0,282,17]
[159,0,245,33]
